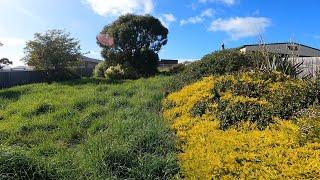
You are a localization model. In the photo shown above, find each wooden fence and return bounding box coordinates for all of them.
[0,68,94,89]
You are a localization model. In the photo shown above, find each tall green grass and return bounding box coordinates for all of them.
[0,76,178,179]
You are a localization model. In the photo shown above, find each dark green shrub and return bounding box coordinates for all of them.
[46,69,80,82]
[218,100,272,129]
[130,49,159,77]
[167,49,254,92]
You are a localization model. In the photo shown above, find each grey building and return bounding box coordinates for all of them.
[79,56,102,69]
[239,42,320,76]
[159,59,179,67]
[240,42,320,57]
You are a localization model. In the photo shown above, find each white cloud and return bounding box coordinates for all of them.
[200,8,214,17]
[180,16,203,26]
[199,0,237,6]
[0,37,25,47]
[180,8,214,26]
[84,0,154,17]
[209,17,271,39]
[159,13,176,28]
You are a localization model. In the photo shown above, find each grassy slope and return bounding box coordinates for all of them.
[0,76,178,179]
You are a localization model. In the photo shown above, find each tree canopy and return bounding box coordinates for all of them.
[99,14,168,55]
[97,14,169,77]
[22,29,81,71]
[0,58,12,70]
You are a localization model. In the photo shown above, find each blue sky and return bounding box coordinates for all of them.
[1,0,320,66]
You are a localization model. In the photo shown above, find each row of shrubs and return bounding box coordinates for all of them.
[166,49,304,92]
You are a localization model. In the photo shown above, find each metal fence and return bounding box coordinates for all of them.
[0,68,94,89]
[0,71,46,89]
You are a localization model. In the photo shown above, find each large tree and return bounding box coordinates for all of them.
[98,14,168,76]
[22,29,81,71]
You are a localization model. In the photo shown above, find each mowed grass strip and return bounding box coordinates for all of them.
[0,76,178,179]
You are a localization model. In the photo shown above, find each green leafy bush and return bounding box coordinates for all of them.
[46,69,80,82]
[104,64,139,80]
[104,64,125,80]
[93,61,109,78]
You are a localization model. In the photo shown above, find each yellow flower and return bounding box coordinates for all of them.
[163,74,320,179]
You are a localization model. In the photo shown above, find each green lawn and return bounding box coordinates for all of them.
[0,76,178,179]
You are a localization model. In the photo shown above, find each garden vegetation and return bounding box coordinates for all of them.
[163,72,320,179]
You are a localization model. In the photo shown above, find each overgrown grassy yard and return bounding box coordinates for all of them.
[0,76,178,179]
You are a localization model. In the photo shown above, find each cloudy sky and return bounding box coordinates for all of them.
[1,0,320,66]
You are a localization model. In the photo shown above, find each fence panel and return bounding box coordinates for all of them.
[0,71,46,89]
[0,68,94,89]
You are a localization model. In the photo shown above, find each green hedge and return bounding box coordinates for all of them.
[167,49,255,92]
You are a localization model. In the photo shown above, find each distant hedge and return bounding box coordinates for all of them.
[166,49,255,92]
[167,49,304,92]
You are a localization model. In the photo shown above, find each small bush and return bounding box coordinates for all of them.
[93,61,109,78]
[104,64,125,80]
[45,69,80,82]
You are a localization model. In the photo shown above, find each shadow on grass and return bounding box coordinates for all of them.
[0,88,29,101]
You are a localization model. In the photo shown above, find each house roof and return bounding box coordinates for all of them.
[239,42,320,52]
[160,59,179,64]
[80,56,102,64]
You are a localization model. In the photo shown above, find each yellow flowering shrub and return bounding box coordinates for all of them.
[163,72,320,179]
